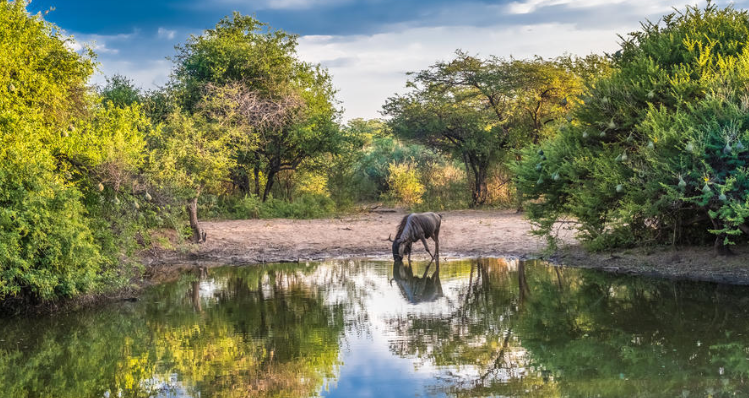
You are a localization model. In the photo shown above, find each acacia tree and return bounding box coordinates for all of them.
[170,13,342,202]
[384,52,590,206]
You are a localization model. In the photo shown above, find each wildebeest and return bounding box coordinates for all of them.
[388,212,441,269]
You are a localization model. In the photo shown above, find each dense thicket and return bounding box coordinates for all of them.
[0,1,151,300]
[516,4,749,252]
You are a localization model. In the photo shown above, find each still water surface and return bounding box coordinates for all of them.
[2,258,749,397]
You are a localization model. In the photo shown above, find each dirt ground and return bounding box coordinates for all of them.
[146,209,749,286]
[148,209,570,264]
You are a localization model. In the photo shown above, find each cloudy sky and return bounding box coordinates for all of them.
[30,0,747,121]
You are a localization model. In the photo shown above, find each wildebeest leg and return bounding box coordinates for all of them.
[420,237,436,276]
[434,235,440,272]
[408,249,412,267]
[421,237,434,260]
[422,262,431,278]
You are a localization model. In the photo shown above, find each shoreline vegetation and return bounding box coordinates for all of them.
[5,1,749,312]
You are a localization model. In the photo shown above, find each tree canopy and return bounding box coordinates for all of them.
[170,13,343,202]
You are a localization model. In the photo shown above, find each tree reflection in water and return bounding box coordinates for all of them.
[2,259,749,397]
[0,263,346,398]
[385,258,749,397]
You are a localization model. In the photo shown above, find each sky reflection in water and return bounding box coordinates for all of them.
[2,258,749,397]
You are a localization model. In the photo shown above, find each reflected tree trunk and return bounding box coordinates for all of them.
[518,261,530,305]
[258,276,268,335]
[191,281,202,313]
[554,266,564,291]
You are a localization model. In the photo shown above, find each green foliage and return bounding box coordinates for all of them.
[148,111,235,200]
[0,1,107,300]
[324,119,473,209]
[516,3,749,250]
[99,74,142,108]
[0,1,94,129]
[172,12,298,111]
[170,12,343,202]
[385,161,425,205]
[0,2,161,301]
[223,193,336,219]
[0,135,102,300]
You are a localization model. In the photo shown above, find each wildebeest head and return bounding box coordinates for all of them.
[389,236,411,262]
[392,238,402,261]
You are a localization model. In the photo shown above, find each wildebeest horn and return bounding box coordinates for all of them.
[386,234,395,242]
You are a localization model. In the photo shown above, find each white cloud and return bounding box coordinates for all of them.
[506,0,675,15]
[83,0,749,121]
[64,31,137,56]
[157,27,176,40]
[296,0,749,121]
[90,58,171,90]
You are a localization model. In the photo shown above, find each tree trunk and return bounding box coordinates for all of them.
[518,260,530,305]
[253,166,261,196]
[191,281,202,312]
[462,155,488,208]
[253,153,261,196]
[471,165,488,207]
[515,154,524,213]
[262,170,276,202]
[187,197,206,243]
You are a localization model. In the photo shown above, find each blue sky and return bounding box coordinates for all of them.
[30,0,748,120]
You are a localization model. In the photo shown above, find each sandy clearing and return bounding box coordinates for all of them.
[147,209,573,265]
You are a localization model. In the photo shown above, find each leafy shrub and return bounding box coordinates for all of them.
[229,195,263,219]
[416,161,471,210]
[385,162,426,206]
[0,137,102,300]
[515,4,749,251]
[0,2,161,302]
[260,194,336,219]
[223,194,336,219]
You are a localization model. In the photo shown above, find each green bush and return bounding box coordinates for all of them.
[515,4,749,251]
[221,194,336,220]
[261,194,336,219]
[0,138,102,300]
[385,161,425,206]
[415,160,471,211]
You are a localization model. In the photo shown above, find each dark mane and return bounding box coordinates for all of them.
[394,214,409,240]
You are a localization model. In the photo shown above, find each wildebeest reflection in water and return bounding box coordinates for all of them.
[391,260,443,304]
